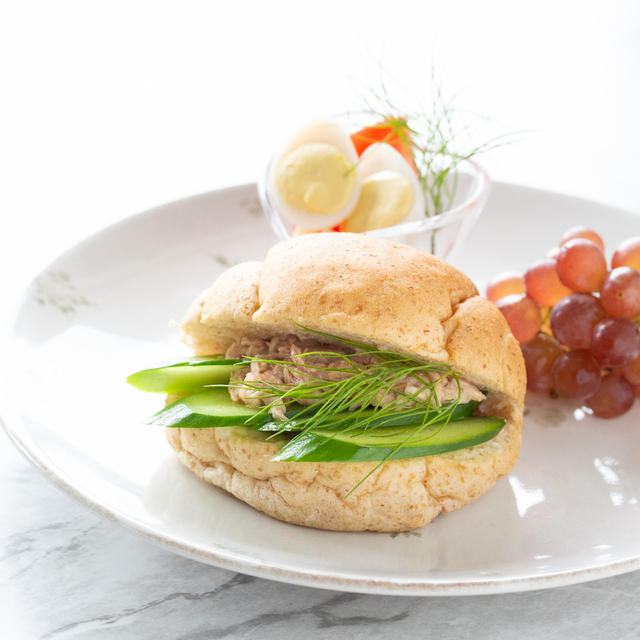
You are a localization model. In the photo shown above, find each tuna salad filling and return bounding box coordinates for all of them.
[225,334,485,420]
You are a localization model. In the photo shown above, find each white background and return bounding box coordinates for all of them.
[1,0,639,303]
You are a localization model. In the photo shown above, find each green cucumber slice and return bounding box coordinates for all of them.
[146,388,259,427]
[147,387,481,434]
[272,416,506,462]
[127,358,243,393]
[145,388,314,428]
[256,401,478,432]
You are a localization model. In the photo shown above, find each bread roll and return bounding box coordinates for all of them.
[170,233,526,532]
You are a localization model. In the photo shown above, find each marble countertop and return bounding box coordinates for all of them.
[2,427,639,639]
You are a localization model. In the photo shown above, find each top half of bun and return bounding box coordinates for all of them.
[180,232,526,407]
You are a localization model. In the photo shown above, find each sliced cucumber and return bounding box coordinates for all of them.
[146,388,314,428]
[146,388,259,427]
[272,416,506,462]
[256,401,478,432]
[147,386,482,434]
[127,358,243,393]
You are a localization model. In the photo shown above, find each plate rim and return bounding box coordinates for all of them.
[2,181,640,596]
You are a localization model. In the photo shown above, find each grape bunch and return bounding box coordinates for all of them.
[487,228,640,419]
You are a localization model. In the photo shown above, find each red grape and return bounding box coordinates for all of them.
[599,267,640,318]
[486,272,525,303]
[556,239,607,292]
[560,226,605,253]
[621,354,640,386]
[590,318,640,368]
[496,294,542,343]
[520,333,563,394]
[549,294,606,349]
[485,227,640,420]
[552,350,601,399]
[524,258,572,307]
[584,373,635,418]
[612,237,640,270]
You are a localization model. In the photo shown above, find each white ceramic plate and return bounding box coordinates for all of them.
[2,183,639,596]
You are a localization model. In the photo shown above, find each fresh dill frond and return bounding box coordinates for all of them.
[347,67,522,221]
[221,325,473,493]
[229,329,462,447]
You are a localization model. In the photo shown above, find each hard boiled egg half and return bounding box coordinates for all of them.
[342,142,425,233]
[268,121,425,233]
[268,121,362,231]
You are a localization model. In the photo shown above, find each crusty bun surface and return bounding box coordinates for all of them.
[172,233,526,532]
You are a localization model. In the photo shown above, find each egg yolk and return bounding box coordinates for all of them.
[343,170,414,232]
[275,143,357,215]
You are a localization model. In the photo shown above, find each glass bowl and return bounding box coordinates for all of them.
[258,156,491,261]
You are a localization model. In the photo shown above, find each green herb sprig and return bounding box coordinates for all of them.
[228,327,463,493]
[351,69,521,219]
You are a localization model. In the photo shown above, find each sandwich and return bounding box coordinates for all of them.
[129,233,525,532]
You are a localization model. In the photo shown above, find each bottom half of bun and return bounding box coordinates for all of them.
[164,395,522,532]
